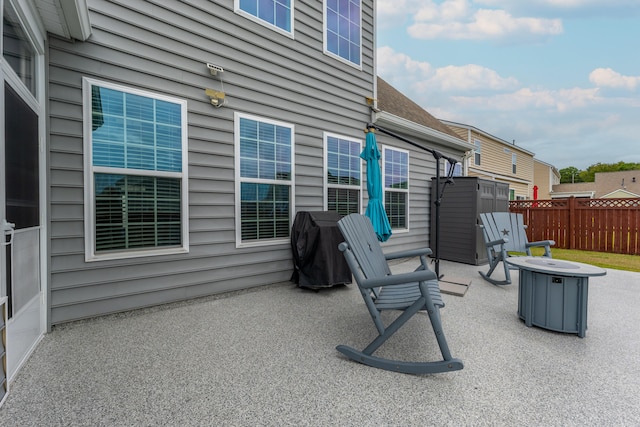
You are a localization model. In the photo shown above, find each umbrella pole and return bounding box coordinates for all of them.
[434,155,442,278]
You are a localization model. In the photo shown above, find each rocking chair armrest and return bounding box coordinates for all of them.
[384,247,432,261]
[485,237,508,247]
[526,240,555,248]
[360,269,438,289]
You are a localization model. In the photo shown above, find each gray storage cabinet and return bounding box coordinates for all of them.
[430,177,509,265]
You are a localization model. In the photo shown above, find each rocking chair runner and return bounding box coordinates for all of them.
[336,213,463,374]
[479,212,555,286]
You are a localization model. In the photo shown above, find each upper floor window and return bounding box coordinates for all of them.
[474,139,481,166]
[83,79,189,261]
[512,153,517,174]
[236,0,293,35]
[3,3,36,95]
[325,133,361,215]
[324,0,361,66]
[383,146,409,230]
[235,113,294,246]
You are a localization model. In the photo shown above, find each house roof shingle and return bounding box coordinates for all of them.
[376,77,462,141]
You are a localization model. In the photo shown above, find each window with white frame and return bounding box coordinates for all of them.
[474,139,481,166]
[3,3,36,95]
[324,0,361,66]
[445,159,462,177]
[383,146,409,230]
[235,113,294,246]
[83,79,189,261]
[512,153,517,174]
[325,133,361,215]
[235,0,293,35]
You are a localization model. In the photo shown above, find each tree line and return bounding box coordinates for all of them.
[559,162,640,183]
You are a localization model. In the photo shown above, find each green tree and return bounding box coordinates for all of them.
[559,162,640,183]
[559,166,583,183]
[580,161,640,182]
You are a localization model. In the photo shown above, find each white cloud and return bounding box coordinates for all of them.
[475,0,636,8]
[376,46,433,81]
[408,7,563,40]
[452,87,600,112]
[377,47,518,93]
[414,0,471,21]
[589,68,640,90]
[428,64,519,91]
[376,0,431,29]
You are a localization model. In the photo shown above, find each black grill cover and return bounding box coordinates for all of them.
[290,211,352,289]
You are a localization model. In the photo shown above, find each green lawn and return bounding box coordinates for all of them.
[528,247,640,272]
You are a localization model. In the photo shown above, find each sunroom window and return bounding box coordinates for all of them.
[235,113,294,246]
[83,79,189,260]
[325,133,361,215]
[324,0,361,66]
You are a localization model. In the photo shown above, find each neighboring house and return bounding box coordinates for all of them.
[533,159,561,200]
[1,0,473,385]
[551,170,640,199]
[441,121,536,200]
[594,170,640,198]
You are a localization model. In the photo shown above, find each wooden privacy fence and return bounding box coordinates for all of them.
[509,197,640,255]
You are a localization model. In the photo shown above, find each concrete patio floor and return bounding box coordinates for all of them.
[1,259,639,426]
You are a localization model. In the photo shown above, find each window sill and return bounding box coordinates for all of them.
[85,246,189,262]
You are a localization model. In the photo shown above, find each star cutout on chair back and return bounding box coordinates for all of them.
[501,229,510,236]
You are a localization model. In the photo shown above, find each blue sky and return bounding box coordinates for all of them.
[376,0,640,170]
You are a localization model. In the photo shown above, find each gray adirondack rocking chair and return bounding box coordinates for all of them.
[479,212,555,286]
[336,213,463,374]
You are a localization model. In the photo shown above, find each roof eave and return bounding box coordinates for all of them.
[59,0,92,41]
[374,111,474,152]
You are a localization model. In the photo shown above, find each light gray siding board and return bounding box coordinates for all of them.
[51,237,84,254]
[50,269,291,324]
[50,169,83,186]
[50,151,83,170]
[51,242,289,284]
[50,187,83,203]
[51,221,84,239]
[50,203,84,221]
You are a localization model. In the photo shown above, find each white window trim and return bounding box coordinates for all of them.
[234,112,295,248]
[382,145,410,233]
[82,77,190,262]
[323,132,362,212]
[322,0,362,69]
[234,0,295,39]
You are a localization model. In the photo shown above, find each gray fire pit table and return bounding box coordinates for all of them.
[505,257,606,337]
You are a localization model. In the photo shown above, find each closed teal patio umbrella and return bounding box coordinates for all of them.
[361,128,392,242]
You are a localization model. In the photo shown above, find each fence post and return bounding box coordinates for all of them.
[568,196,576,250]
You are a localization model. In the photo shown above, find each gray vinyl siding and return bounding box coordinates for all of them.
[47,0,374,324]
